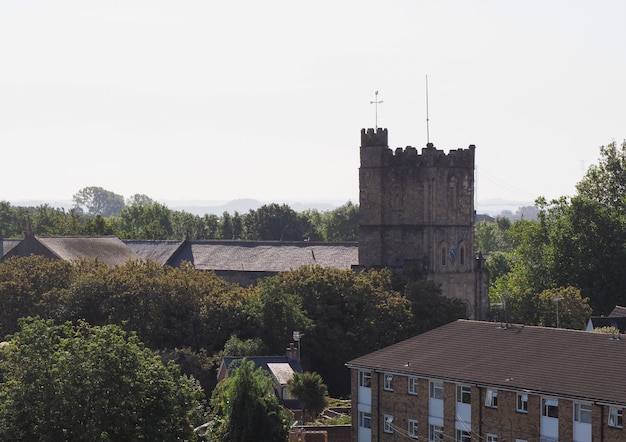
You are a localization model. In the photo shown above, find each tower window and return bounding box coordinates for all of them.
[441,247,446,266]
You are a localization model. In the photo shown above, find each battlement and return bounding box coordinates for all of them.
[361,128,388,147]
[361,137,475,169]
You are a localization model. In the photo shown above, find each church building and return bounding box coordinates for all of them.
[357,128,487,320]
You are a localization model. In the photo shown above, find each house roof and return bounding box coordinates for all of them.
[219,356,303,380]
[267,362,296,385]
[587,316,626,333]
[1,239,21,258]
[346,319,626,406]
[171,241,358,272]
[122,240,184,265]
[36,236,141,266]
[609,305,626,318]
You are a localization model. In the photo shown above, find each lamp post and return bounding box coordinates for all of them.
[553,297,563,328]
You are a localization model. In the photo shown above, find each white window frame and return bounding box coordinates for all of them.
[408,376,419,395]
[456,429,472,442]
[384,373,394,391]
[486,434,498,442]
[456,384,471,404]
[574,402,592,424]
[430,380,444,400]
[542,398,559,418]
[358,411,372,429]
[408,418,418,439]
[429,424,444,442]
[359,370,371,388]
[608,407,623,428]
[383,414,393,433]
[516,392,528,413]
[485,388,498,408]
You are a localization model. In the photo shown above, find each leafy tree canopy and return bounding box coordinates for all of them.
[0,317,205,441]
[72,186,125,217]
[288,371,328,423]
[209,358,292,442]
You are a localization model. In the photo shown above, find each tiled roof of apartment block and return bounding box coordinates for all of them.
[171,241,358,272]
[347,319,626,406]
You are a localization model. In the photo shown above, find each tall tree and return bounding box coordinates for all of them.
[72,186,125,217]
[209,358,292,442]
[576,140,626,214]
[0,317,205,441]
[288,371,328,423]
[244,203,309,241]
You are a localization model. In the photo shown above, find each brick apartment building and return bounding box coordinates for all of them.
[346,320,626,442]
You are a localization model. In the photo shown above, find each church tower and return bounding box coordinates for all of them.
[358,128,487,319]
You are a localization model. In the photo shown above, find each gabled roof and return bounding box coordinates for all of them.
[347,319,626,406]
[0,239,22,258]
[609,305,626,318]
[36,236,140,266]
[170,241,358,272]
[219,355,303,379]
[587,316,626,333]
[122,240,184,265]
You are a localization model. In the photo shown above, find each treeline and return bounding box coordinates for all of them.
[477,140,626,326]
[0,256,465,397]
[0,193,358,241]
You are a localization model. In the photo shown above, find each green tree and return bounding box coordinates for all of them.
[0,317,205,441]
[116,201,173,239]
[576,140,626,214]
[73,186,125,217]
[244,203,310,241]
[322,201,359,241]
[288,371,328,422]
[535,286,592,329]
[209,358,292,442]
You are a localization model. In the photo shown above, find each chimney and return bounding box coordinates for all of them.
[286,342,299,361]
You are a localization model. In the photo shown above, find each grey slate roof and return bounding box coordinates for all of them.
[171,241,358,272]
[347,319,626,406]
[609,305,626,318]
[36,236,141,266]
[122,240,184,265]
[0,239,21,258]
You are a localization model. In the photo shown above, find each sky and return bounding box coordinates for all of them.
[1,0,625,212]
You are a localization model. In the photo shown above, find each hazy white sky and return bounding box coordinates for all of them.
[1,0,624,209]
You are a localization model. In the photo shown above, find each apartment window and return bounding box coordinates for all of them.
[383,414,393,433]
[574,402,592,424]
[430,380,444,400]
[408,376,419,395]
[384,373,394,391]
[608,407,623,428]
[456,429,472,442]
[429,424,444,442]
[486,434,498,442]
[516,393,528,413]
[358,411,372,429]
[542,398,559,418]
[485,388,498,408]
[457,384,471,404]
[408,419,418,439]
[359,370,371,388]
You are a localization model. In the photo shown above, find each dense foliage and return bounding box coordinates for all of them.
[0,189,359,242]
[288,371,328,422]
[0,256,465,397]
[484,140,626,325]
[209,359,292,442]
[0,317,205,441]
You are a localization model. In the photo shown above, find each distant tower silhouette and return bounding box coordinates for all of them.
[358,128,487,319]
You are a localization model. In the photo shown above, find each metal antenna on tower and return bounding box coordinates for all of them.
[370,90,383,130]
[426,75,430,144]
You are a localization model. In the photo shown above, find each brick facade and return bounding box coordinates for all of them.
[351,370,625,441]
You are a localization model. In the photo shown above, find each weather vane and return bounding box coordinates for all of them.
[370,90,383,130]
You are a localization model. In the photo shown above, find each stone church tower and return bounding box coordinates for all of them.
[358,128,487,320]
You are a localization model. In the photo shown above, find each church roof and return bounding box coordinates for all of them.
[169,241,358,272]
[36,236,140,266]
